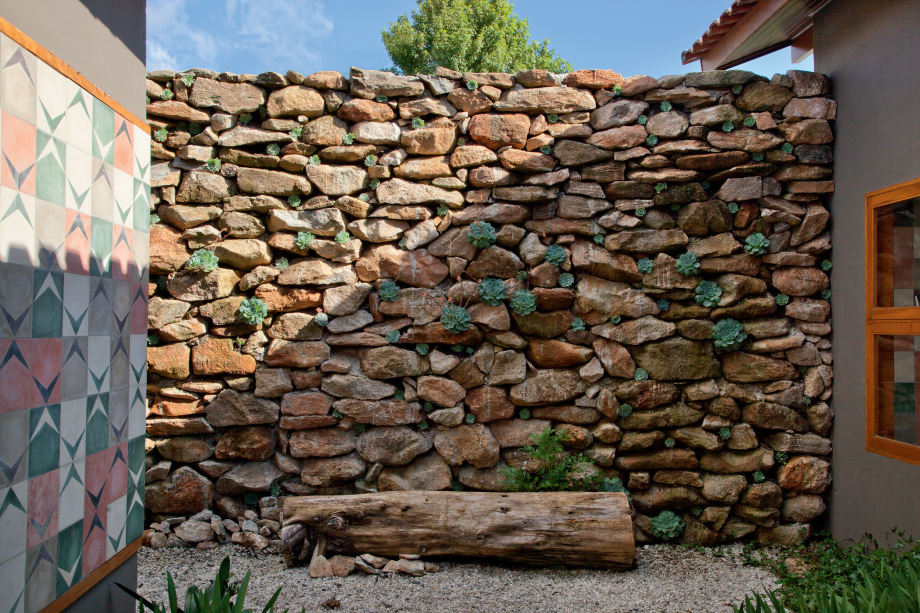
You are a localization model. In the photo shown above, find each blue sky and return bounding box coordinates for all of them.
[146,0,813,79]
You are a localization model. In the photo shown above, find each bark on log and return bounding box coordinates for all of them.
[282,491,635,570]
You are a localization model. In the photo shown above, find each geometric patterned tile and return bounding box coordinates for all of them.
[54,518,82,598]
[109,335,129,393]
[1,111,37,196]
[30,338,61,408]
[31,269,62,338]
[59,399,86,465]
[112,168,132,229]
[111,280,131,337]
[111,224,132,282]
[64,81,91,155]
[90,159,112,225]
[128,386,146,440]
[82,448,108,577]
[57,460,84,532]
[24,535,56,613]
[63,209,90,275]
[133,125,150,184]
[64,144,91,214]
[62,273,88,337]
[34,200,65,271]
[131,177,149,233]
[35,62,67,142]
[113,117,132,177]
[35,131,65,208]
[0,186,36,267]
[129,284,147,335]
[0,410,30,487]
[84,393,108,457]
[108,443,127,506]
[59,337,87,402]
[26,469,58,549]
[90,98,113,167]
[0,263,33,338]
[105,493,125,561]
[87,277,111,336]
[88,212,111,278]
[108,387,128,446]
[27,405,59,479]
[125,485,144,545]
[0,481,29,565]
[0,550,26,613]
[0,35,37,125]
[0,339,32,415]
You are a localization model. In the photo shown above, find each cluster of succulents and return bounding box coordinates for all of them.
[440,303,471,334]
[466,221,497,248]
[675,252,700,276]
[619,404,633,417]
[266,143,281,156]
[364,154,377,167]
[634,368,648,381]
[238,298,268,325]
[342,133,355,145]
[185,249,219,273]
[335,231,351,244]
[509,289,537,316]
[416,344,429,355]
[571,318,586,332]
[378,280,399,302]
[645,135,658,146]
[712,318,747,350]
[274,257,289,269]
[478,278,507,306]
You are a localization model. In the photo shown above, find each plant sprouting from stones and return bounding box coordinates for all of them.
[637,258,653,274]
[289,126,303,139]
[379,280,399,302]
[258,106,268,119]
[440,303,471,334]
[423,401,434,412]
[466,80,478,90]
[519,408,531,420]
[500,427,604,492]
[274,257,289,269]
[822,259,833,271]
[181,73,195,87]
[753,470,766,483]
[744,116,756,128]
[728,202,740,214]
[295,231,315,250]
[342,133,355,145]
[385,329,401,343]
[238,298,268,325]
[803,395,813,406]
[649,511,685,541]
[360,193,371,202]
[544,244,566,267]
[775,293,790,306]
[147,333,159,346]
[593,234,604,244]
[189,122,202,136]
[314,312,329,327]
[239,112,252,124]
[354,423,366,433]
[822,288,832,300]
[369,179,380,189]
[691,506,703,517]
[394,390,405,401]
[457,137,466,146]
[416,343,429,355]
[675,252,700,276]
[287,195,301,208]
[376,95,388,103]
[364,154,378,167]
[775,452,789,464]
[160,88,174,101]
[548,113,559,124]
[719,427,732,441]
[634,368,648,381]
[185,249,219,273]
[657,299,670,311]
[332,410,344,419]
[712,318,747,350]
[665,438,676,448]
[509,288,537,316]
[619,404,633,417]
[411,117,425,129]
[610,315,621,324]
[335,231,351,244]
[638,115,648,125]
[655,182,667,194]
[660,101,672,112]
[266,143,281,156]
[516,270,528,281]
[558,273,574,288]
[150,213,161,226]
[612,85,622,96]
[701,181,710,190]
[233,337,245,349]
[744,232,770,256]
[646,135,658,147]
[781,142,794,153]
[722,121,735,132]
[752,152,765,162]
[309,154,321,165]
[635,207,647,217]
[571,318,586,332]
[417,420,429,430]
[695,280,723,307]
[478,278,507,306]
[540,145,552,155]
[465,413,477,424]
[466,221,497,248]
[732,84,743,95]
[206,158,222,173]
[153,127,168,142]
[436,205,448,216]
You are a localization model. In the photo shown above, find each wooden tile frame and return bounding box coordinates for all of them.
[865,177,920,466]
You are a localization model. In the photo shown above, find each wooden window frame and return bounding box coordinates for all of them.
[865,177,920,466]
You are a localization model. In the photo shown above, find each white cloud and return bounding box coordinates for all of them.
[146,0,334,73]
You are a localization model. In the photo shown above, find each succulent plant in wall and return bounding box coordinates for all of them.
[378,280,399,302]
[722,121,734,132]
[753,470,766,483]
[238,298,268,325]
[466,221,497,249]
[441,303,471,334]
[436,205,448,217]
[376,94,388,103]
[732,84,744,94]
[664,438,676,448]
[802,395,813,406]
[695,280,722,307]
[342,133,355,145]
[465,413,477,424]
[519,408,531,420]
[775,293,790,306]
[610,315,622,324]
[634,368,648,381]
[637,258,653,274]
[309,154,321,165]
[701,181,710,190]
[354,423,366,433]
[558,273,574,288]
[660,101,672,112]
[645,135,658,147]
[295,231,315,250]
[775,452,789,464]
[635,207,647,217]
[654,182,667,194]
[649,510,684,541]
[314,312,329,327]
[289,126,303,139]
[180,73,196,87]
[423,401,434,412]
[150,213,161,226]
[287,195,301,208]
[258,106,268,119]
[240,112,253,124]
[274,257,289,269]
[160,88,174,101]
[619,404,633,417]
[657,299,670,311]
[385,329,401,343]
[743,116,756,128]
[466,80,478,90]
[821,288,832,300]
[593,234,604,244]
[359,193,371,203]
[728,202,739,214]
[185,249,219,273]
[675,251,700,276]
[189,122,202,136]
[369,179,380,190]
[206,158,222,173]
[154,127,168,142]
[266,143,281,156]
[744,232,770,255]
[332,409,344,419]
[712,318,747,350]
[335,231,351,244]
[478,278,507,306]
[394,389,405,401]
[544,244,566,267]
[571,317,586,332]
[416,343,429,355]
[540,145,552,155]
[821,259,833,271]
[751,152,764,162]
[417,420,429,430]
[691,506,703,517]
[510,288,537,316]
[548,113,559,124]
[781,142,794,153]
[612,85,622,96]
[638,115,648,125]
[147,333,159,346]
[364,154,378,167]
[516,270,528,281]
[457,137,466,146]
[719,426,732,441]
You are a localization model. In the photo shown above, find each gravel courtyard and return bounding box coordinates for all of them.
[137,544,779,613]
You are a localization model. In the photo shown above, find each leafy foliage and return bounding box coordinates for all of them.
[294,232,315,250]
[150,213,161,226]
[571,317,585,332]
[466,221,497,248]
[655,182,668,193]
[657,298,670,311]
[776,293,790,306]
[289,126,302,139]
[180,73,196,87]
[635,207,647,217]
[411,117,426,129]
[380,0,571,75]
[239,112,253,124]
[186,249,219,273]
[544,244,566,266]
[713,318,748,350]
[509,288,537,316]
[637,257,653,274]
[745,232,770,256]
[440,303,471,333]
[664,437,676,448]
[821,288,832,300]
[649,510,685,541]
[266,143,281,156]
[376,95,389,103]
[335,231,351,244]
[478,278,507,306]
[238,298,268,325]
[500,427,601,492]
[695,280,723,307]
[675,251,700,276]
[466,80,478,90]
[558,272,574,287]
[379,280,399,302]
[206,158,222,173]
[385,329,401,343]
[719,426,732,441]
[753,470,766,483]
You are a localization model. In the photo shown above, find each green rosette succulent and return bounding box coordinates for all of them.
[571,317,586,332]
[634,368,648,381]
[314,312,329,327]
[744,232,770,256]
[266,143,281,156]
[478,278,507,306]
[675,252,700,276]
[649,511,685,541]
[637,258,653,274]
[294,232,314,250]
[509,289,537,316]
[411,117,425,129]
[206,158,222,173]
[775,293,790,306]
[385,329,401,343]
[238,298,268,325]
[185,249,219,273]
[440,303,471,334]
[695,280,723,307]
[558,273,574,288]
[416,343,429,355]
[544,244,566,267]
[378,280,399,302]
[712,318,747,350]
[466,221,497,249]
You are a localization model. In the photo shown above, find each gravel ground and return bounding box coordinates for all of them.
[137,544,779,613]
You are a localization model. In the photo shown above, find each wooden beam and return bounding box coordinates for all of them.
[701,0,793,71]
[792,26,814,63]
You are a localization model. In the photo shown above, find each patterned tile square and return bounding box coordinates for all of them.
[31,269,62,338]
[30,338,61,407]
[35,131,65,208]
[0,411,30,487]
[34,200,65,271]
[105,493,126,560]
[129,334,147,388]
[133,126,150,184]
[112,167,132,228]
[62,273,88,336]
[128,387,146,440]
[0,481,29,565]
[0,550,26,613]
[27,405,60,479]
[63,209,90,275]
[132,177,150,233]
[132,232,149,284]
[90,158,112,223]
[108,387,128,445]
[111,225,133,282]
[0,339,32,415]
[57,461,84,531]
[1,111,37,195]
[84,393,108,456]
[111,279,131,337]
[129,284,147,334]
[126,486,144,545]
[54,518,82,598]
[64,82,92,154]
[26,468,58,548]
[0,263,33,338]
[113,117,133,176]
[35,62,67,141]
[87,277,111,336]
[0,35,37,125]
[82,449,108,576]
[0,186,36,266]
[59,399,86,465]
[86,335,110,394]
[88,213,111,278]
[109,335,129,392]
[64,144,91,213]
[24,536,56,613]
[91,98,114,166]
[108,443,127,506]
[59,337,87,401]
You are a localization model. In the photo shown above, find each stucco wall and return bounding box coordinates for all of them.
[815,0,920,541]
[0,0,146,118]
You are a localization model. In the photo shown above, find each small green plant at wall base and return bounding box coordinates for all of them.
[548,113,559,124]
[416,343,429,355]
[465,413,476,424]
[638,115,648,125]
[335,231,351,244]
[266,143,281,156]
[634,368,648,381]
[744,232,770,255]
[240,112,253,124]
[385,329,401,343]
[752,470,765,483]
[369,179,380,189]
[238,298,268,325]
[571,318,586,332]
[821,288,832,300]
[593,234,604,244]
[186,249,219,273]
[412,117,426,129]
[274,257,289,269]
[516,270,528,281]
[147,334,159,346]
[364,155,378,167]
[775,293,790,306]
[466,80,478,90]
[612,85,622,96]
[635,207,647,217]
[728,202,740,213]
[665,437,676,448]
[657,299,670,311]
[354,423,366,433]
[744,116,756,127]
[722,121,735,132]
[150,213,161,226]
[695,280,723,307]
[332,409,344,419]
[611,315,622,324]
[781,142,794,153]
[752,152,765,162]
[649,510,684,541]
[309,154,321,165]
[544,244,566,266]
[376,94,388,103]
[519,408,531,420]
[342,133,355,145]
[314,312,329,327]
[294,231,314,249]
[821,259,833,271]
[478,278,507,306]
[417,420,429,430]
[160,88,174,100]
[287,195,301,208]
[466,221,497,248]
[619,404,633,417]
[206,158,222,173]
[558,273,574,287]
[637,258,653,274]
[500,427,603,492]
[146,94,150,104]
[379,280,399,302]
[661,101,672,112]
[655,182,667,193]
[719,426,732,441]
[646,135,658,146]
[540,145,552,155]
[510,288,537,316]
[675,251,700,276]
[713,318,747,350]
[289,126,302,139]
[233,337,245,349]
[441,303,471,333]
[153,127,168,142]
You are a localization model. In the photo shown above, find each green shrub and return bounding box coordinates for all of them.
[509,288,537,316]
[185,249,219,273]
[369,179,380,189]
[519,408,531,420]
[752,152,765,162]
[238,298,268,325]
[376,95,388,103]
[719,426,732,441]
[466,221,497,248]
[309,154,321,165]
[189,122,202,136]
[478,278,507,306]
[441,303,471,333]
[500,427,603,492]
[733,84,744,95]
[781,142,794,153]
[649,510,684,541]
[150,213,161,226]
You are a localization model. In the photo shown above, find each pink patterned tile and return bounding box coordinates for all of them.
[130,283,147,335]
[113,117,134,176]
[30,338,61,407]
[26,469,58,549]
[1,110,36,195]
[111,224,133,282]
[106,442,127,504]
[0,338,32,414]
[63,209,91,275]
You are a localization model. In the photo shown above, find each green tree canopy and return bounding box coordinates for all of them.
[381,0,572,76]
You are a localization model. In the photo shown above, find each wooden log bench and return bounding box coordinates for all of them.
[281,491,635,570]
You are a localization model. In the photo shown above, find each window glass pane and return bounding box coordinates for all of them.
[876,198,920,307]
[877,334,920,446]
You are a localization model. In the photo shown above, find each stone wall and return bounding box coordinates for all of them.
[144,65,835,547]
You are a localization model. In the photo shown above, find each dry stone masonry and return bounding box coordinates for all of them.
[144,65,834,549]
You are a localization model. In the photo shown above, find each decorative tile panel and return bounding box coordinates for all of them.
[0,31,148,613]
